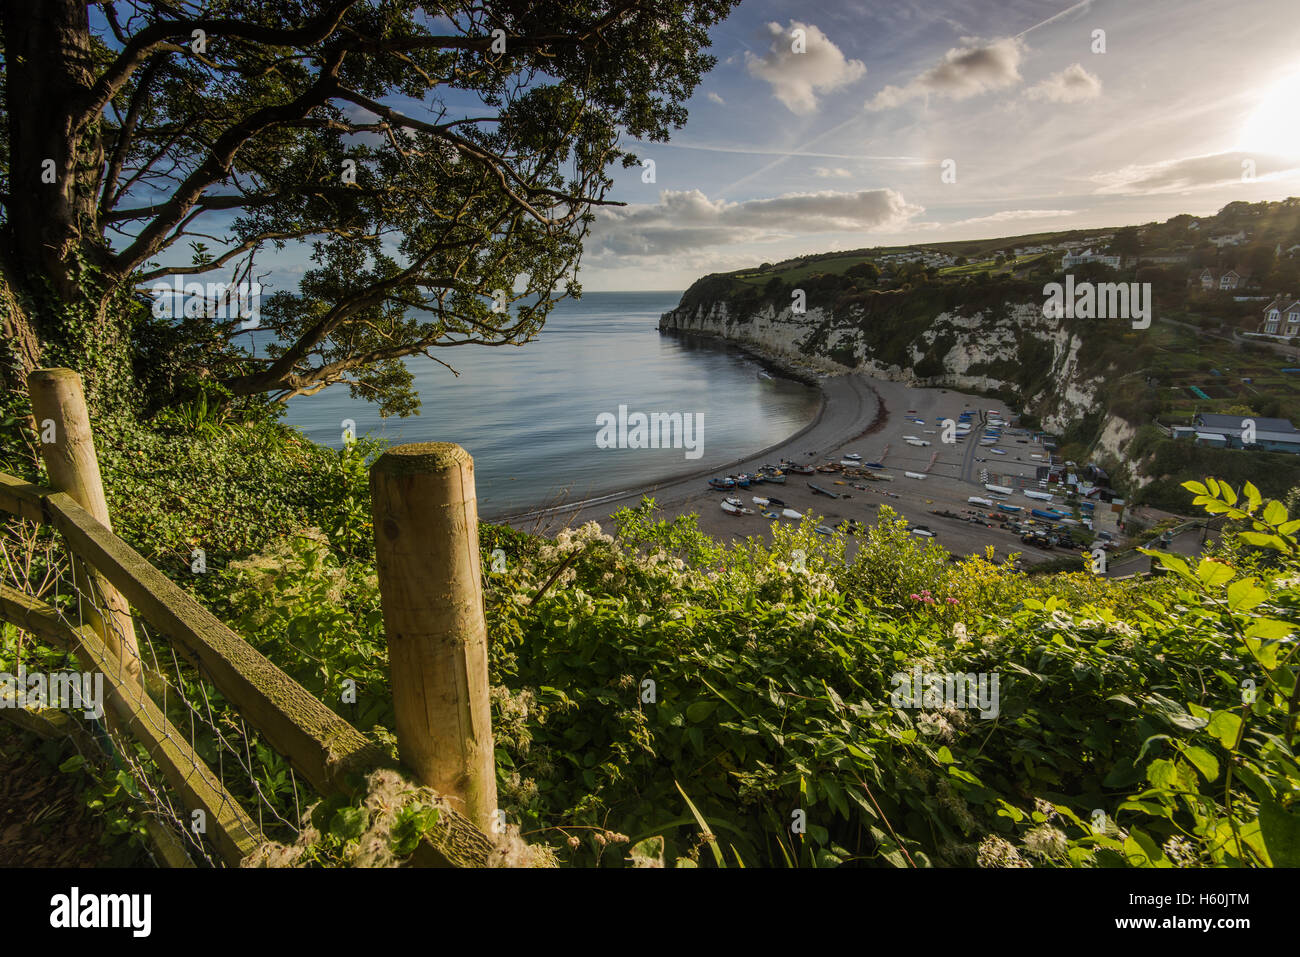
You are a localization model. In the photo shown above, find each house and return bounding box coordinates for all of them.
[1261,297,1300,336]
[1209,231,1247,248]
[1197,267,1252,291]
[1184,413,1300,453]
[1062,247,1122,269]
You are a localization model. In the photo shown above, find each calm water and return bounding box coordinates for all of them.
[282,291,821,518]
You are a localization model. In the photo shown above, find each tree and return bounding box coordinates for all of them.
[0,0,737,415]
[1108,225,1140,261]
[845,260,879,283]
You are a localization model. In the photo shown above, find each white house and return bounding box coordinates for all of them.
[1062,247,1121,269]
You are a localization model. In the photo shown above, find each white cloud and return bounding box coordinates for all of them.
[1025,63,1102,103]
[745,21,867,115]
[913,209,1077,230]
[866,37,1025,111]
[587,188,921,258]
[812,166,852,178]
[707,91,726,106]
[1092,151,1300,195]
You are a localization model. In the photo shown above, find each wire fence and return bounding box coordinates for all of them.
[0,512,308,866]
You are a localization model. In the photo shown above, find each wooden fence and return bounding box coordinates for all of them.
[0,369,498,867]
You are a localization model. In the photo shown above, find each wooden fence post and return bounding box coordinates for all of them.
[369,442,497,834]
[27,368,143,690]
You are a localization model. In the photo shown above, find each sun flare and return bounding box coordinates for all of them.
[1239,73,1300,158]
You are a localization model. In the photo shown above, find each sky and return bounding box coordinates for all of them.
[575,0,1300,290]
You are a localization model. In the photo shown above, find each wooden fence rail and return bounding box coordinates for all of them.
[0,369,498,868]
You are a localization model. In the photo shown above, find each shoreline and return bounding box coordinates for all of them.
[499,344,1105,566]
[489,333,849,524]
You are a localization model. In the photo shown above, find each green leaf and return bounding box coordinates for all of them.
[1181,480,1209,496]
[1226,577,1268,611]
[329,805,367,841]
[1181,745,1220,783]
[58,755,85,774]
[1146,758,1179,790]
[1263,499,1288,527]
[1206,711,1242,749]
[1143,693,1207,731]
[675,780,725,868]
[1259,799,1300,868]
[685,701,718,723]
[1244,481,1262,510]
[1195,559,1234,587]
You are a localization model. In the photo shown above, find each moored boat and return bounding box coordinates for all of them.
[708,477,735,490]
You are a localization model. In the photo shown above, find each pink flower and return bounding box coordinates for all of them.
[946,597,958,605]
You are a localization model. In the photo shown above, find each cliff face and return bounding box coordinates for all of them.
[659,294,1106,436]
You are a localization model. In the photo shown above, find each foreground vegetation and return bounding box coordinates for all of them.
[4,398,1296,867]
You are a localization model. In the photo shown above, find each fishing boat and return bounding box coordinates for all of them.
[809,483,839,498]
[759,469,786,484]
[1030,508,1060,520]
[864,461,885,469]
[721,499,753,516]
[985,484,1014,496]
[1023,489,1054,502]
[839,459,860,467]
[843,452,862,461]
[782,462,815,475]
[968,496,995,506]
[990,448,1007,455]
[752,496,786,508]
[708,477,735,491]
[782,508,803,520]
[815,525,834,536]
[905,438,930,447]
[816,464,840,473]
[734,474,752,488]
[760,509,780,519]
[997,503,1022,513]
[904,471,926,480]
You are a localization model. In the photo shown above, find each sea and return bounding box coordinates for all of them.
[281,291,821,519]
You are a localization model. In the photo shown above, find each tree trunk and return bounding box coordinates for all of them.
[0,1,123,406]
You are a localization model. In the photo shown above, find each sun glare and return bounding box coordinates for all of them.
[1239,73,1300,158]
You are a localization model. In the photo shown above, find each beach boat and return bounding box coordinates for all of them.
[843,452,862,461]
[985,484,1014,496]
[990,448,1007,455]
[997,503,1022,513]
[734,474,752,488]
[1058,517,1081,526]
[760,470,787,484]
[809,483,840,498]
[904,471,926,480]
[864,461,885,469]
[752,496,786,508]
[905,438,930,447]
[708,477,735,490]
[1023,489,1054,502]
[816,465,840,473]
[723,496,744,508]
[760,509,780,519]
[783,463,815,474]
[968,496,995,507]
[1030,508,1059,520]
[839,459,860,467]
[782,508,803,520]
[721,500,752,516]
[815,525,834,536]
